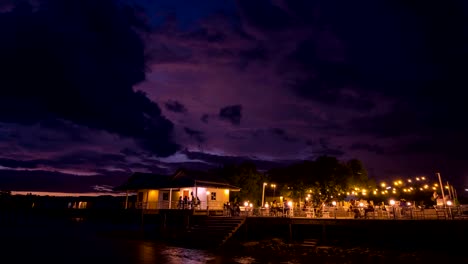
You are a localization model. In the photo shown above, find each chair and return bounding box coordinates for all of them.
[412,207,425,219]
[384,206,393,219]
[432,205,447,220]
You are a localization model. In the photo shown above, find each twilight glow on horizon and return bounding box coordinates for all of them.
[0,0,467,193]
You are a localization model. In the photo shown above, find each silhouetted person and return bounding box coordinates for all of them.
[178,196,183,209]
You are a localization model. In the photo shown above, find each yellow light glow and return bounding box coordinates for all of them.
[381,183,386,187]
[421,177,426,180]
[424,185,429,189]
[416,177,420,181]
[398,180,402,184]
[206,191,210,195]
[434,183,438,187]
[390,199,395,205]
[408,179,412,182]
[224,189,229,194]
[432,187,436,190]
[332,201,337,206]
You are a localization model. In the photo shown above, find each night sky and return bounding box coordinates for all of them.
[0,0,467,193]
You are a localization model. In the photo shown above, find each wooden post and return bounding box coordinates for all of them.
[437,173,445,206]
[169,188,172,209]
[322,224,327,243]
[447,181,452,199]
[124,191,129,209]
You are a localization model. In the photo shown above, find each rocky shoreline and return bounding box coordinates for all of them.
[221,237,468,263]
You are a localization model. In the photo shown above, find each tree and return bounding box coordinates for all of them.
[346,159,369,189]
[219,162,265,205]
[267,156,371,206]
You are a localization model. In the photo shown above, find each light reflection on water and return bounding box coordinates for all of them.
[158,246,217,264]
[2,223,466,264]
[135,241,218,264]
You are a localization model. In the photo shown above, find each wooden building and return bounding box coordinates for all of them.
[114,168,240,210]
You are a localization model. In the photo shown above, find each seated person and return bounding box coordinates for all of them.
[283,200,290,216]
[364,203,374,218]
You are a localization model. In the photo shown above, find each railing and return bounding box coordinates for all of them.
[136,201,225,210]
[131,202,468,220]
[232,205,468,220]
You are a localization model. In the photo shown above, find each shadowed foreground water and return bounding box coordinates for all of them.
[0,221,466,264]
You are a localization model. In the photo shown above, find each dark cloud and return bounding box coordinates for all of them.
[310,138,344,157]
[349,104,423,138]
[200,114,210,123]
[147,43,192,64]
[0,0,178,157]
[219,104,242,125]
[236,0,292,32]
[0,158,38,169]
[271,128,297,142]
[394,137,468,159]
[0,150,127,173]
[312,148,344,157]
[165,100,188,113]
[183,127,205,143]
[350,143,384,155]
[182,150,288,171]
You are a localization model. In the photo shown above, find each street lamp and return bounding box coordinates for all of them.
[262,182,267,207]
[271,184,276,197]
[332,201,337,219]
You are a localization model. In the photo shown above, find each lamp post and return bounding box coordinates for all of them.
[436,172,446,207]
[271,184,276,197]
[262,182,267,207]
[447,200,453,219]
[332,201,337,219]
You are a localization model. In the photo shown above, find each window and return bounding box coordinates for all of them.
[211,192,216,200]
[162,192,169,201]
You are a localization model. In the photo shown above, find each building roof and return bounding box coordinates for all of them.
[114,168,240,191]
